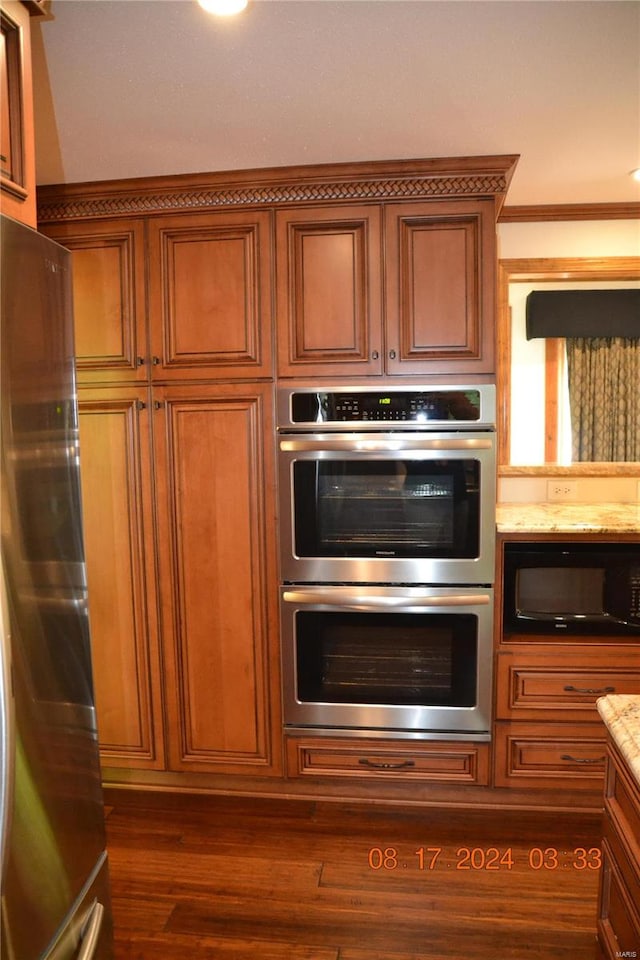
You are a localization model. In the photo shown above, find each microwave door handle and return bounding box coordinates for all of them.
[282,589,490,609]
[279,437,493,453]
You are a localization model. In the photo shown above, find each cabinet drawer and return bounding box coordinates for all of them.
[286,737,489,784]
[493,722,607,790]
[496,652,640,722]
[605,743,640,870]
[598,836,640,959]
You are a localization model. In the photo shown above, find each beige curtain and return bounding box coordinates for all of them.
[566,337,640,462]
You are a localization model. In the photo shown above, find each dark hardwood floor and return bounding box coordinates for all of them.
[103,788,604,959]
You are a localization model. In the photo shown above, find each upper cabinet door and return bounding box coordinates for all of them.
[384,199,497,376]
[41,219,148,383]
[1,1,38,226]
[276,205,383,377]
[147,210,273,379]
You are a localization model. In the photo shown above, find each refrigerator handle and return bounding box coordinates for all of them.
[0,562,15,889]
[76,900,105,960]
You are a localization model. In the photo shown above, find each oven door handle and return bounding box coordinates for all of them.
[282,589,491,609]
[279,437,493,452]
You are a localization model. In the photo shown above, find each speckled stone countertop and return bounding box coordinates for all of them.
[496,502,640,535]
[597,695,640,788]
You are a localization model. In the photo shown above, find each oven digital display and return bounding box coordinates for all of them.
[291,390,481,423]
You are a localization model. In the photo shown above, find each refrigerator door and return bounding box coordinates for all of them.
[0,215,112,960]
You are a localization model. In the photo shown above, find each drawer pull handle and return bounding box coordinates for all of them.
[358,758,416,771]
[563,685,616,695]
[560,754,606,765]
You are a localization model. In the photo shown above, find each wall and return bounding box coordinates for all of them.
[498,219,640,259]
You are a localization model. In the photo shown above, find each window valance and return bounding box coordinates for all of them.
[525,289,640,339]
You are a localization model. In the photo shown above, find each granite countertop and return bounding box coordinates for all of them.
[496,502,640,535]
[597,695,640,788]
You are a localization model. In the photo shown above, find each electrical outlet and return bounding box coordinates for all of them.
[547,480,578,501]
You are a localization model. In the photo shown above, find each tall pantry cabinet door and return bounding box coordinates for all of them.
[147,211,273,379]
[276,205,383,377]
[40,219,148,382]
[78,386,165,769]
[384,200,497,376]
[154,382,281,775]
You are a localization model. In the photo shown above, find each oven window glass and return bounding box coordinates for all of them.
[516,567,605,617]
[293,460,480,558]
[295,612,477,707]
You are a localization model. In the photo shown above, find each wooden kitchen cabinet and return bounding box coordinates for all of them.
[493,721,608,792]
[494,533,640,800]
[1,0,45,227]
[41,208,273,383]
[77,385,165,769]
[275,204,383,376]
[384,199,496,376]
[147,210,273,380]
[597,737,640,957]
[276,198,497,378]
[287,736,490,785]
[79,380,281,778]
[494,645,639,796]
[35,156,518,791]
[153,381,281,776]
[41,219,148,383]
[496,646,640,723]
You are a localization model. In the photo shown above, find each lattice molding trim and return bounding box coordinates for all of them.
[38,173,510,222]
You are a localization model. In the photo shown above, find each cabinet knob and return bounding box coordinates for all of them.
[136,356,145,366]
[371,351,379,361]
[389,349,397,360]
[153,400,165,410]
[152,356,161,365]
[136,400,146,410]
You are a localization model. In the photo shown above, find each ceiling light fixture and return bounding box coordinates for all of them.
[631,168,640,182]
[197,0,248,15]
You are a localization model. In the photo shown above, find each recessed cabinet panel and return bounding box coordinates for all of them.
[155,383,279,773]
[496,648,640,723]
[385,200,495,375]
[41,220,147,382]
[148,211,273,378]
[276,205,383,376]
[78,388,165,768]
[493,721,607,793]
[401,221,476,353]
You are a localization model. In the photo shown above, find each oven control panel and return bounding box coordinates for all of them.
[289,389,483,424]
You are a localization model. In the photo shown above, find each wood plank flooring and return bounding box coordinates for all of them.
[103,788,604,959]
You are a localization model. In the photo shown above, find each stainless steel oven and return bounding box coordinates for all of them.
[281,585,493,738]
[277,385,496,586]
[277,385,496,739]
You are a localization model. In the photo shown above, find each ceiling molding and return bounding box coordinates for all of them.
[499,202,640,223]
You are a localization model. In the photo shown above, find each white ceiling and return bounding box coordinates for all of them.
[31,0,640,207]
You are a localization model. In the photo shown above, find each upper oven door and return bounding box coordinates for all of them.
[278,431,496,585]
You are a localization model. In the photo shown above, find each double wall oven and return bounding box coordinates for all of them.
[277,384,496,740]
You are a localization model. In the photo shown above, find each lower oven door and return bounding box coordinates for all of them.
[281,585,493,739]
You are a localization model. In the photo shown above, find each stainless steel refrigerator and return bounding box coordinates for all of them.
[0,214,113,960]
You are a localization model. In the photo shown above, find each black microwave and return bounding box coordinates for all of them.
[503,541,640,636]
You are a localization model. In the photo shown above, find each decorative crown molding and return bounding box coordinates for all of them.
[37,170,512,223]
